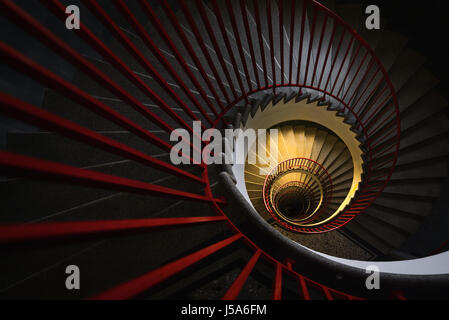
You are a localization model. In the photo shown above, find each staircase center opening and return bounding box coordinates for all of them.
[277,192,307,218]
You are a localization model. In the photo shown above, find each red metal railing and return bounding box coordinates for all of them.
[0,0,401,300]
[273,181,321,216]
[262,158,334,232]
[431,238,449,256]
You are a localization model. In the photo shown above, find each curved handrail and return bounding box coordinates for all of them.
[262,158,335,232]
[216,171,449,299]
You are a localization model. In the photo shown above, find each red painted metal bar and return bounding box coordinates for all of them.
[239,0,261,89]
[329,37,356,96]
[210,0,246,98]
[367,111,396,139]
[196,0,239,100]
[113,0,218,123]
[368,118,397,145]
[334,43,364,98]
[225,0,253,92]
[222,249,262,300]
[139,0,225,118]
[160,0,227,111]
[298,275,311,300]
[369,129,397,153]
[323,29,346,95]
[278,0,285,86]
[288,0,296,84]
[317,20,337,89]
[358,85,389,124]
[365,99,395,132]
[91,234,242,300]
[266,0,277,94]
[322,286,334,300]
[0,152,223,203]
[273,262,282,300]
[0,0,178,136]
[296,0,308,85]
[40,0,198,133]
[311,14,329,86]
[369,130,398,153]
[345,59,377,105]
[0,92,204,185]
[82,0,208,128]
[371,142,399,162]
[366,126,394,154]
[367,170,396,183]
[178,0,231,107]
[0,42,177,156]
[252,0,269,88]
[355,78,385,121]
[341,52,372,102]
[304,6,318,86]
[392,291,407,300]
[283,257,360,299]
[431,238,449,255]
[0,217,226,244]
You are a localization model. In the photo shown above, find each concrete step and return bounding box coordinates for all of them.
[400,90,448,131]
[344,220,392,255]
[352,212,409,249]
[388,48,426,92]
[73,50,205,130]
[364,206,421,235]
[396,67,439,113]
[0,164,204,224]
[6,131,169,169]
[392,156,449,180]
[373,31,408,72]
[372,193,434,218]
[384,179,443,199]
[398,137,449,165]
[400,117,449,150]
[332,4,363,95]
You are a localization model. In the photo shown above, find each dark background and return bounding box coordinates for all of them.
[337,0,449,256]
[344,0,449,95]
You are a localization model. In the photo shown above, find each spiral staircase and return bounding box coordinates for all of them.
[240,96,365,235]
[0,0,448,300]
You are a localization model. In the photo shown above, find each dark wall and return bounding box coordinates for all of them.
[336,0,449,256]
[340,0,449,95]
[376,0,449,256]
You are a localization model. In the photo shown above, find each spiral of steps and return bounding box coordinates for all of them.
[240,96,364,233]
[0,0,448,300]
